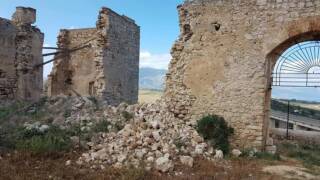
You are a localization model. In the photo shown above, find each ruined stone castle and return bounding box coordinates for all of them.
[47,8,140,105]
[165,0,320,149]
[0,7,43,101]
[2,1,320,150]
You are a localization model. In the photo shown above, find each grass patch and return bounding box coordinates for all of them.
[16,126,71,153]
[92,120,111,133]
[278,141,320,167]
[255,152,281,161]
[0,125,71,153]
[0,101,26,121]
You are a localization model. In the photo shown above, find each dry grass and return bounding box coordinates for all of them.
[0,152,283,180]
[138,89,163,103]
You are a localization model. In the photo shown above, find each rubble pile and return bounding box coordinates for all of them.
[73,99,215,172]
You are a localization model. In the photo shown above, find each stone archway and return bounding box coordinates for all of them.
[264,31,320,148]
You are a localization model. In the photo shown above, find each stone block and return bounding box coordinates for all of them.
[12,7,36,25]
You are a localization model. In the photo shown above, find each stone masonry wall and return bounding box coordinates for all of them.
[165,0,320,149]
[100,8,140,105]
[0,7,43,101]
[48,7,139,106]
[48,28,99,96]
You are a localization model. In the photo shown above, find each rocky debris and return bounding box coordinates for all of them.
[155,155,174,173]
[265,138,277,154]
[231,149,242,157]
[65,160,71,166]
[214,150,223,159]
[71,99,216,172]
[266,145,277,155]
[3,96,219,172]
[179,156,194,167]
[24,122,50,133]
[249,148,259,157]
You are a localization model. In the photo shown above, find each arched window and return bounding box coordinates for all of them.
[272,41,320,87]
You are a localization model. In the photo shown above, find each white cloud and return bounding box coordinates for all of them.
[140,50,171,70]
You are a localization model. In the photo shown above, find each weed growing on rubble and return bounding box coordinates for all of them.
[173,137,186,149]
[0,101,26,121]
[92,120,111,133]
[15,126,71,153]
[122,111,133,121]
[0,125,71,153]
[197,115,234,154]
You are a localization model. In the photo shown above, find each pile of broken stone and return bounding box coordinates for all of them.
[17,96,243,173]
[76,100,221,172]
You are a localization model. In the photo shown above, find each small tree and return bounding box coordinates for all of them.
[196,115,234,154]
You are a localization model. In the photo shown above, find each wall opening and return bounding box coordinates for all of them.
[265,32,320,148]
[89,81,95,96]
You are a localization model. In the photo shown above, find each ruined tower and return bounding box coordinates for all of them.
[47,7,140,105]
[0,7,44,101]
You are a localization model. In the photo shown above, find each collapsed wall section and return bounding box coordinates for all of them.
[165,0,320,149]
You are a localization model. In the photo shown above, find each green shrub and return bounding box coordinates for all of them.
[121,111,133,120]
[255,152,281,161]
[196,115,234,154]
[15,126,71,153]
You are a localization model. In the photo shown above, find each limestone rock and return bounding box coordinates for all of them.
[155,156,174,173]
[231,149,242,157]
[214,150,224,159]
[266,145,277,155]
[65,160,71,166]
[179,156,194,167]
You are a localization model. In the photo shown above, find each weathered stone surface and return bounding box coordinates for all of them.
[12,7,36,25]
[0,7,43,102]
[179,155,194,167]
[155,156,173,173]
[231,149,242,157]
[165,0,320,149]
[48,7,139,106]
[214,150,223,159]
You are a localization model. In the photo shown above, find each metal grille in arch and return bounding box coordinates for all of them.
[272,41,320,87]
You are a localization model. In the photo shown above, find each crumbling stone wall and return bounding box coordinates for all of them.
[165,0,320,149]
[48,7,140,105]
[0,7,43,101]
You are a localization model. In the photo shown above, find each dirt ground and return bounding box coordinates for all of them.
[0,150,295,180]
[138,89,162,104]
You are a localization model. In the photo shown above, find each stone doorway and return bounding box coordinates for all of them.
[264,32,320,148]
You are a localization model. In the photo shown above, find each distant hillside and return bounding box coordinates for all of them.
[139,68,167,90]
[271,99,320,120]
